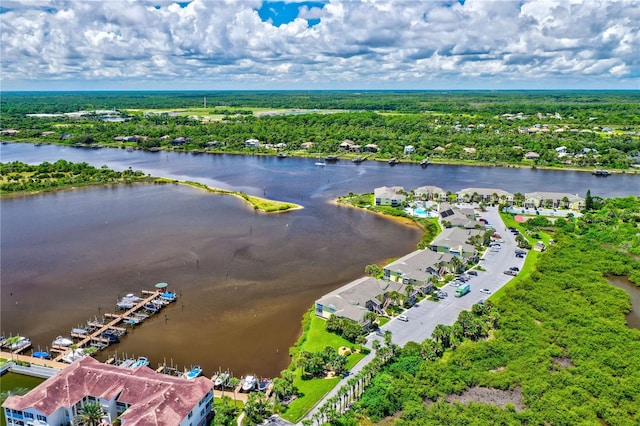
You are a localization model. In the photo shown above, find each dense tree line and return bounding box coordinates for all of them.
[332,196,640,425]
[2,92,639,170]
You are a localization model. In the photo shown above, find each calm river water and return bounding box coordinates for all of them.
[1,143,639,377]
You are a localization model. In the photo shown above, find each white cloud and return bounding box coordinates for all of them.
[0,0,638,90]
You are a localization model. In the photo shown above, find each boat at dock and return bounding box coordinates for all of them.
[352,156,364,164]
[242,375,257,391]
[117,300,136,310]
[420,158,429,168]
[214,372,230,387]
[61,349,87,364]
[52,336,74,347]
[184,365,203,380]
[144,303,159,313]
[388,157,398,165]
[33,351,51,359]
[71,327,89,335]
[258,377,271,392]
[160,291,178,302]
[132,356,150,368]
[277,152,288,159]
[592,169,611,176]
[133,312,149,320]
[100,331,120,343]
[118,358,136,368]
[2,336,31,352]
[325,155,339,163]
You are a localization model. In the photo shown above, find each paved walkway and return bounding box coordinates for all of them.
[1,350,67,370]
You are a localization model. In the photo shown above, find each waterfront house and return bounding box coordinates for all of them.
[315,277,404,323]
[245,138,260,148]
[300,142,314,150]
[524,192,585,210]
[3,357,214,426]
[525,152,540,160]
[172,136,191,145]
[403,145,415,156]
[363,144,379,153]
[383,249,453,290]
[374,186,406,207]
[457,188,514,205]
[414,185,447,202]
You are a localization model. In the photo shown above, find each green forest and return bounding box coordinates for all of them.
[0,160,150,195]
[1,91,639,170]
[326,196,640,425]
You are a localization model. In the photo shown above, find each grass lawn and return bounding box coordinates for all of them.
[282,376,340,423]
[300,314,359,353]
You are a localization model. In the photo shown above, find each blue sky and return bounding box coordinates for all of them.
[0,0,638,91]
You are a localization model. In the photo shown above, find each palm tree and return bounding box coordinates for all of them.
[74,402,104,426]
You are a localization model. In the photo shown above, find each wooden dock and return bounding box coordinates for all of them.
[53,289,165,362]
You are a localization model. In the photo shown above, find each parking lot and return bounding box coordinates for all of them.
[371,206,526,348]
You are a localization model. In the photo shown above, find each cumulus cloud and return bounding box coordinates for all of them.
[0,0,638,90]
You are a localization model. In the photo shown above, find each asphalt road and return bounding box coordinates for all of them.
[301,206,526,423]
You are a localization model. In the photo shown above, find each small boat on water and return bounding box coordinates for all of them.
[315,161,326,167]
[388,157,398,165]
[132,357,150,368]
[214,372,230,387]
[352,156,364,164]
[61,349,87,364]
[133,312,149,320]
[325,155,339,162]
[592,169,611,176]
[160,291,178,302]
[242,375,257,391]
[52,336,74,347]
[184,365,203,380]
[33,351,51,359]
[151,298,167,307]
[123,293,144,302]
[277,152,288,159]
[90,341,109,350]
[420,158,429,168]
[100,331,120,344]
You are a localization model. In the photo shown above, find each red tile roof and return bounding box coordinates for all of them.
[3,357,213,426]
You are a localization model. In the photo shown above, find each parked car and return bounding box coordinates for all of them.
[504,270,518,276]
[510,266,520,272]
[397,315,409,322]
[375,329,384,337]
[480,288,492,294]
[437,291,448,298]
[467,270,478,276]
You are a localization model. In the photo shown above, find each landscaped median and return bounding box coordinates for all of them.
[280,310,367,423]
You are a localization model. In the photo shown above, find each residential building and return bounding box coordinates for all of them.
[374,186,406,207]
[403,145,415,156]
[438,203,483,229]
[383,249,453,289]
[457,188,514,205]
[300,142,314,150]
[414,185,447,201]
[245,139,260,148]
[315,277,404,322]
[430,227,483,259]
[524,192,585,210]
[525,152,540,160]
[363,144,378,153]
[3,357,214,426]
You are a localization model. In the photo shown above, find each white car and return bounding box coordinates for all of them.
[480,288,492,294]
[397,315,409,322]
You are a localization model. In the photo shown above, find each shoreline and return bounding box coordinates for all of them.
[3,141,638,175]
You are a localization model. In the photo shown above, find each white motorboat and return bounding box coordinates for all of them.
[132,356,149,368]
[214,372,230,387]
[242,375,257,391]
[61,349,87,364]
[52,336,74,347]
[2,336,31,352]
